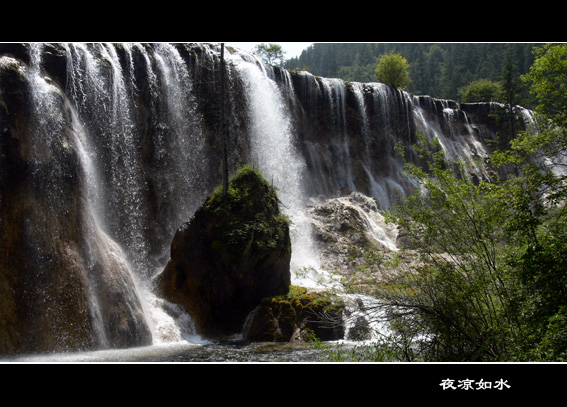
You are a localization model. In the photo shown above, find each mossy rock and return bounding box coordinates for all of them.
[157,165,292,339]
[205,165,291,258]
[244,285,345,342]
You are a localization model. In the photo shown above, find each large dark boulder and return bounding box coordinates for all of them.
[157,165,292,339]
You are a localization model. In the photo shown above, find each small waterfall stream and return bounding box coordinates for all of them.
[26,44,197,348]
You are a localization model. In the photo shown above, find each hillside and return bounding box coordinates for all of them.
[284,43,536,102]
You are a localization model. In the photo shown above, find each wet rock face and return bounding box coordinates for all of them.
[307,192,400,273]
[157,166,292,339]
[0,56,152,354]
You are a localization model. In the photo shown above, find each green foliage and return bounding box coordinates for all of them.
[363,249,384,266]
[535,306,567,361]
[374,52,411,90]
[381,135,519,361]
[205,165,291,255]
[458,78,503,103]
[360,44,567,361]
[253,43,286,67]
[285,43,536,101]
[523,43,567,128]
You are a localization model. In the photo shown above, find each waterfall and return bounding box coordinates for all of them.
[2,43,530,356]
[64,43,146,271]
[321,78,357,193]
[26,45,108,347]
[43,43,209,346]
[16,44,152,349]
[228,52,328,287]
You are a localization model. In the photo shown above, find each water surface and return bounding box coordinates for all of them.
[1,340,326,363]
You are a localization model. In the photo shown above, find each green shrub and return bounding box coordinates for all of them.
[458,78,504,103]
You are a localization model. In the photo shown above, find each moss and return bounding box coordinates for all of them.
[204,165,291,258]
[264,285,344,320]
[287,285,308,299]
[248,284,346,342]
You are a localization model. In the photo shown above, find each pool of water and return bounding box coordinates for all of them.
[1,340,328,363]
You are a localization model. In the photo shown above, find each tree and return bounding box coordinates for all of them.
[458,78,503,103]
[379,136,520,361]
[523,43,567,130]
[374,52,410,90]
[253,43,286,67]
[423,44,445,97]
[493,46,527,149]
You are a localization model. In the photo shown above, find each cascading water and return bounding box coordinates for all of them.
[1,43,525,361]
[230,56,406,339]
[63,43,146,272]
[33,43,209,346]
[5,44,153,351]
[229,52,331,287]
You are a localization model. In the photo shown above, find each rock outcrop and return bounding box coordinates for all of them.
[307,193,399,271]
[157,165,292,339]
[243,286,344,342]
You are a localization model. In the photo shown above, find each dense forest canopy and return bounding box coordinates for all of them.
[284,43,536,102]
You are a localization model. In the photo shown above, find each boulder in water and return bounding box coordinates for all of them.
[157,165,292,339]
[243,286,345,342]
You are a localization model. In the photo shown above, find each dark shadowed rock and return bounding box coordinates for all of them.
[243,286,345,342]
[157,165,292,339]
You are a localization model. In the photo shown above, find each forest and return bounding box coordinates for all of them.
[284,43,536,102]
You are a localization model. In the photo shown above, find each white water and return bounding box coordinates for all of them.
[230,53,331,288]
[38,43,343,349]
[34,43,206,346]
[24,45,144,348]
[337,196,398,252]
[321,78,357,194]
[6,43,522,360]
